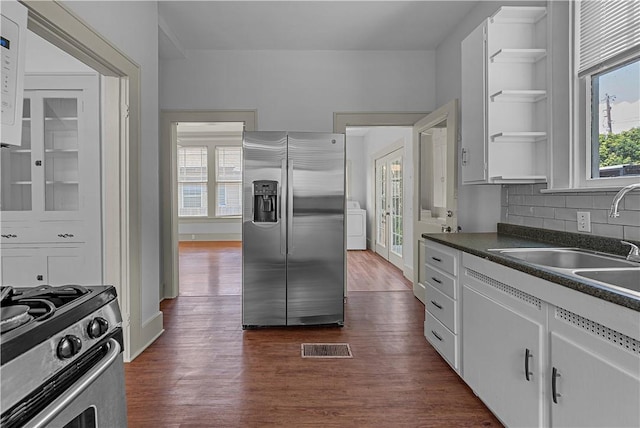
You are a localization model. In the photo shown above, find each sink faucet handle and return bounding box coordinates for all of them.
[621,241,640,262]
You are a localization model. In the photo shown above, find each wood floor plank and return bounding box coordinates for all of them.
[125,243,501,427]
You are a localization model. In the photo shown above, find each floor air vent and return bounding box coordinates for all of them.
[301,343,353,358]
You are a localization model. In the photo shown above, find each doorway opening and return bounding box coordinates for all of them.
[344,125,412,292]
[175,121,243,297]
[160,110,257,299]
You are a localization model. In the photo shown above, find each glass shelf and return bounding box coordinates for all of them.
[45,149,79,153]
[46,181,80,185]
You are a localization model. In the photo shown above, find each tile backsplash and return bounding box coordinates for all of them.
[501,184,640,241]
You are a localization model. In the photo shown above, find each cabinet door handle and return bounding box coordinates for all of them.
[430,300,443,310]
[1,234,17,238]
[431,256,442,262]
[552,367,561,404]
[462,148,468,166]
[525,348,533,381]
[431,330,443,341]
[431,276,442,284]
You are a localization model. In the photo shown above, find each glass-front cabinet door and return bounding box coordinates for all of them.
[1,90,83,221]
[43,95,80,212]
[1,98,33,212]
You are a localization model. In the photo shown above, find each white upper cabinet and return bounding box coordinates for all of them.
[461,6,549,184]
[0,74,102,286]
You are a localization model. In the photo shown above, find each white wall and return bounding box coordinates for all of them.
[434,0,545,233]
[160,50,436,130]
[62,1,161,324]
[160,48,435,279]
[346,135,366,209]
[363,127,414,272]
[25,31,93,73]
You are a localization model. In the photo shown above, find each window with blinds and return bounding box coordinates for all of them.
[215,147,242,216]
[577,0,640,180]
[177,145,208,217]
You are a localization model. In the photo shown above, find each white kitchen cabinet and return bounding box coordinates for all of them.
[549,311,640,428]
[462,269,546,427]
[0,74,101,286]
[0,246,91,286]
[458,249,640,427]
[424,240,461,371]
[461,6,548,184]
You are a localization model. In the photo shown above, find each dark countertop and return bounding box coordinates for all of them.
[422,223,640,312]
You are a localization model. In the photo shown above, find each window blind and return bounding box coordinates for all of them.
[578,0,640,76]
[216,147,242,181]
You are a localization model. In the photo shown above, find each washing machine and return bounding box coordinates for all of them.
[346,200,366,250]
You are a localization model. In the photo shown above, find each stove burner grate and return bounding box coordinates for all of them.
[0,305,33,334]
[0,285,90,334]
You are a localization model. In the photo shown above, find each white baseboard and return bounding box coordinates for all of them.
[403,265,414,282]
[179,233,242,241]
[125,310,164,362]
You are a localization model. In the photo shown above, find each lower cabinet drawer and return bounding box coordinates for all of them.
[425,311,458,370]
[425,283,457,333]
[425,265,456,299]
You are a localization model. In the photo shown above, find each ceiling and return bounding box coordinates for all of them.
[158,1,478,59]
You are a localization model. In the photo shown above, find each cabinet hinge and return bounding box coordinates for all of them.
[123,105,130,119]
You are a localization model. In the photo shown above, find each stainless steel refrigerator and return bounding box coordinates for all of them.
[242,131,345,328]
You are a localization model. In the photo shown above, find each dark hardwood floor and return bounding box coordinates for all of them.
[124,242,501,427]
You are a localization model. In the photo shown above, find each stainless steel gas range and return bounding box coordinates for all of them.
[0,285,128,428]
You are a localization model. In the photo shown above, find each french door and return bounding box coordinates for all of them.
[374,149,403,269]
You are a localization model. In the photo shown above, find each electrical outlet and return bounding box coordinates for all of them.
[577,211,591,232]
[191,234,196,240]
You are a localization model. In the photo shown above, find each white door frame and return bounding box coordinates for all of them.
[412,99,459,303]
[160,110,257,300]
[334,112,429,286]
[21,1,159,361]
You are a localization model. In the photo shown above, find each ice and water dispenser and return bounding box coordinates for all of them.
[253,180,278,223]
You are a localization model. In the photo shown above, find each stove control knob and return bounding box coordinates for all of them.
[87,317,109,339]
[57,335,82,359]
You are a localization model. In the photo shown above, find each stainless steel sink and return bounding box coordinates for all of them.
[574,269,640,294]
[488,248,637,269]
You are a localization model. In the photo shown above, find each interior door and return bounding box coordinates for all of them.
[374,149,403,269]
[412,99,459,302]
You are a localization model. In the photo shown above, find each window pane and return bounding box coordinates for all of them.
[177,145,208,216]
[216,182,241,216]
[216,147,242,181]
[178,183,207,217]
[178,146,207,182]
[591,59,640,178]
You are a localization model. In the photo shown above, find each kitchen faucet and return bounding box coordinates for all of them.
[621,241,640,262]
[608,182,640,218]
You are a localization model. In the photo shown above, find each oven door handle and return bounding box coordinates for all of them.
[28,338,121,428]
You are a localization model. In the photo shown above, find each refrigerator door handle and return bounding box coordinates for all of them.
[287,160,294,254]
[281,159,287,255]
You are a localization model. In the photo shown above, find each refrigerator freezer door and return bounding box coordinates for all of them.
[242,132,288,327]
[286,132,345,325]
